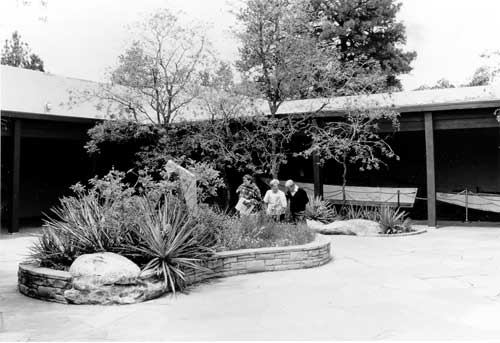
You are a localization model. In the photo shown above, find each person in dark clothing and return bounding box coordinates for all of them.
[285,179,309,223]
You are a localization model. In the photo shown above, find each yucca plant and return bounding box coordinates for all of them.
[379,206,412,234]
[30,191,136,268]
[28,226,76,270]
[305,196,338,224]
[341,204,382,222]
[126,195,215,293]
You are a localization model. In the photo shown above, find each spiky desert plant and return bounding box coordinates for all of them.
[341,204,382,222]
[29,191,136,268]
[305,196,338,223]
[379,206,410,234]
[28,226,76,270]
[126,195,215,293]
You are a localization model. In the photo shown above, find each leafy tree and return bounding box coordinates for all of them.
[235,0,386,178]
[307,0,416,91]
[1,31,45,71]
[468,66,492,86]
[415,78,455,90]
[300,106,400,200]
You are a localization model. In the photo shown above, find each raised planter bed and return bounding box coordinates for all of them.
[18,235,332,304]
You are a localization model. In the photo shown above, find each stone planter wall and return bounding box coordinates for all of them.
[18,235,331,304]
[185,235,331,284]
[18,265,72,303]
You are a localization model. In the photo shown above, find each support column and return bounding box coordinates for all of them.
[424,112,437,228]
[10,119,21,233]
[312,118,323,199]
[313,152,323,199]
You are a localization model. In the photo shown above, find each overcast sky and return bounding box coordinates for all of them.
[1,0,500,91]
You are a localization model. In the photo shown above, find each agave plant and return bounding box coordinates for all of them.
[379,206,412,234]
[126,195,215,293]
[305,196,338,224]
[341,204,382,222]
[30,191,135,267]
[28,226,76,270]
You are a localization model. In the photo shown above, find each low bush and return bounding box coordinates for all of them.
[29,177,141,270]
[305,196,338,224]
[205,209,316,251]
[378,206,413,234]
[341,205,382,222]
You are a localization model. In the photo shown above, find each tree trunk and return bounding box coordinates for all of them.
[270,152,279,179]
[341,158,347,206]
[269,103,279,179]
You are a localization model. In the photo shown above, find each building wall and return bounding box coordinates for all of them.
[282,127,500,221]
[18,137,94,219]
[435,128,500,193]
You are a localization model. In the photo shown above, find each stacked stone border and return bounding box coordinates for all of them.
[18,235,332,304]
[18,265,72,303]
[375,228,427,237]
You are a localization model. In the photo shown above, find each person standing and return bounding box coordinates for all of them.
[263,179,287,221]
[285,179,309,223]
[235,174,262,215]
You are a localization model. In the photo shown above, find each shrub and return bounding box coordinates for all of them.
[214,210,315,251]
[29,169,190,269]
[193,204,234,247]
[379,206,413,234]
[29,188,140,269]
[341,204,382,222]
[305,196,338,223]
[125,196,215,293]
[28,226,75,270]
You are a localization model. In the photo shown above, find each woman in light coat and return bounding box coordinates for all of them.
[263,179,287,221]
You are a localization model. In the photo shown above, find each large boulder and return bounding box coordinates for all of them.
[306,219,382,236]
[65,252,167,304]
[69,252,141,291]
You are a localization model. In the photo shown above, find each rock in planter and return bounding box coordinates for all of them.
[69,252,141,291]
[63,280,167,305]
[65,252,167,305]
[306,219,382,236]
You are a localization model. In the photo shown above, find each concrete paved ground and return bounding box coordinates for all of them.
[3,225,500,340]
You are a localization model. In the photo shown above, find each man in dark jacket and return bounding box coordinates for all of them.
[285,179,309,223]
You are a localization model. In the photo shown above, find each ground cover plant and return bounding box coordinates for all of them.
[195,206,315,252]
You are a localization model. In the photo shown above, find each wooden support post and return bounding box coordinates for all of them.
[312,118,323,199]
[424,112,437,228]
[10,119,21,233]
[313,152,323,199]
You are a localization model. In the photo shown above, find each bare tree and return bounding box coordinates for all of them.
[96,9,212,125]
